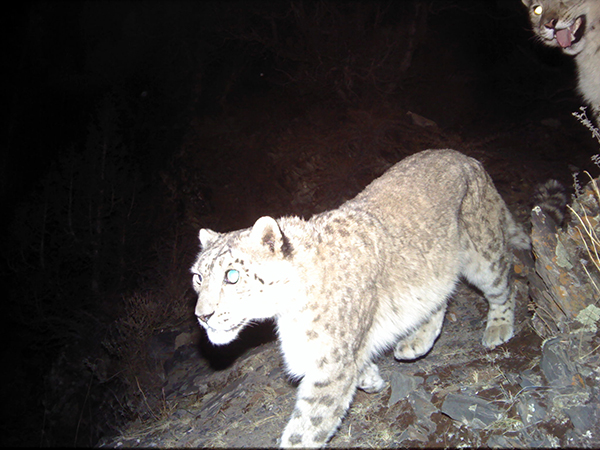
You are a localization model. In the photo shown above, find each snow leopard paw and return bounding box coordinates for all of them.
[482,323,513,349]
[394,336,433,360]
[357,362,386,393]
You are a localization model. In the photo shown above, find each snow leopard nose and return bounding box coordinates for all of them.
[197,312,214,324]
[544,18,557,30]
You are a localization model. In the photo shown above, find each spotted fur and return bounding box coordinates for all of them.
[190,149,530,447]
[532,179,568,226]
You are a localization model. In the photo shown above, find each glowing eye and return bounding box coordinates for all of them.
[225,269,240,284]
[533,5,542,15]
[192,273,202,285]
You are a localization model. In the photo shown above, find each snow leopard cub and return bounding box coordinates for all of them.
[191,149,530,448]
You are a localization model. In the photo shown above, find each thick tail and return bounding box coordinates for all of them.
[531,179,568,226]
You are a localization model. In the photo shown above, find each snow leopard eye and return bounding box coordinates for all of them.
[192,273,202,285]
[225,269,240,284]
[533,5,542,16]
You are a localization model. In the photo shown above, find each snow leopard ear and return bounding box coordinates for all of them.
[199,228,219,249]
[250,216,293,257]
[250,216,281,251]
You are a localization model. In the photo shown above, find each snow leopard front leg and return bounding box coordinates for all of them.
[394,305,446,360]
[357,361,386,393]
[280,363,359,448]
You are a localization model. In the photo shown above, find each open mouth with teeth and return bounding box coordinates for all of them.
[555,15,586,48]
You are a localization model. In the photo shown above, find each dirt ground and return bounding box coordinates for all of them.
[100,287,599,448]
[98,77,600,448]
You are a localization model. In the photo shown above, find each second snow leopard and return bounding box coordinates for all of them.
[522,0,600,124]
[191,149,531,447]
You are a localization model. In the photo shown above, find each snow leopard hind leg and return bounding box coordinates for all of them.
[462,244,517,349]
[458,168,528,349]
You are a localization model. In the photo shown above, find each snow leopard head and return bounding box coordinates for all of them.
[522,0,597,56]
[191,216,296,345]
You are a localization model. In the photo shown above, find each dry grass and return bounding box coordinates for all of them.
[569,107,600,297]
[100,289,190,423]
[568,175,600,297]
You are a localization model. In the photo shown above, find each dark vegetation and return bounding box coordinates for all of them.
[3,0,599,447]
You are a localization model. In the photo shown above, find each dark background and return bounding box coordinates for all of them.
[3,0,596,446]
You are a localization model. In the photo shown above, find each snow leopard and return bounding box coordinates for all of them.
[191,149,530,447]
[522,0,600,124]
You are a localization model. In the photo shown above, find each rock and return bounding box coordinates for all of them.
[397,425,430,444]
[407,111,438,129]
[540,337,578,387]
[486,434,524,448]
[516,392,546,426]
[408,390,437,434]
[516,370,541,389]
[519,427,561,448]
[388,372,423,407]
[566,405,598,434]
[440,393,502,430]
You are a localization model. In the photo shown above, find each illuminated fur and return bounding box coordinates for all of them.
[191,150,529,447]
